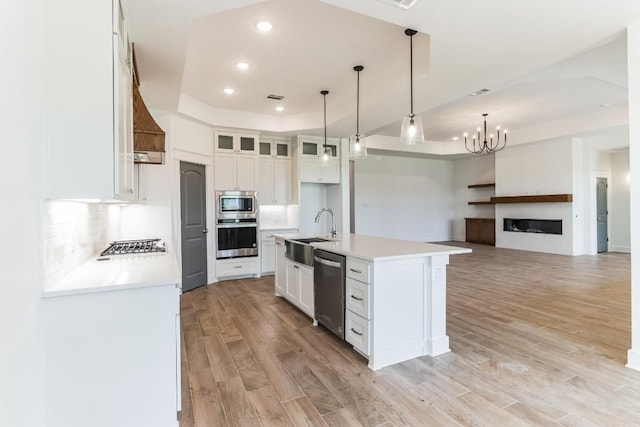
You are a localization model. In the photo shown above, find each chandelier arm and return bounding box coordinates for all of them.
[465,136,483,154]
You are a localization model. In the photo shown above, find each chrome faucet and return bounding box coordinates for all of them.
[314,208,336,237]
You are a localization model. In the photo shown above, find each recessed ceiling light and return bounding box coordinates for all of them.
[600,103,611,108]
[256,21,272,32]
[223,88,234,95]
[275,106,284,112]
[452,136,459,141]
[236,62,249,70]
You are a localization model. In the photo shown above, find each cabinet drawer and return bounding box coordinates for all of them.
[346,258,371,283]
[217,258,258,277]
[345,310,370,356]
[346,278,370,319]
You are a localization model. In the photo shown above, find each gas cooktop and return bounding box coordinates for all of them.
[100,238,167,256]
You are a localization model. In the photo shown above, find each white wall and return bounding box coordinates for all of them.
[0,1,46,425]
[354,155,453,242]
[495,138,575,255]
[451,154,495,242]
[611,149,630,252]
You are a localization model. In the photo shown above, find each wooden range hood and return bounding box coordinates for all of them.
[132,45,165,164]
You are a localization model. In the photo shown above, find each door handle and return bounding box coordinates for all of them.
[203,229,209,234]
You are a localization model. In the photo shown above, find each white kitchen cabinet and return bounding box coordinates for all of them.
[298,265,314,317]
[43,283,180,427]
[345,256,372,357]
[44,0,135,201]
[215,152,258,191]
[284,259,314,318]
[261,232,276,274]
[297,137,340,184]
[285,260,300,301]
[259,138,292,205]
[215,132,258,154]
[217,257,258,278]
[259,158,291,204]
[259,139,291,159]
[275,238,286,294]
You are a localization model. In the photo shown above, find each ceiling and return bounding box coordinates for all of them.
[124,0,640,150]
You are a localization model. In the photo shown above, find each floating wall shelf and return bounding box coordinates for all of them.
[467,183,496,189]
[468,201,495,205]
[490,194,573,204]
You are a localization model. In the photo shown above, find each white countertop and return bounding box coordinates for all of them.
[43,240,181,298]
[275,233,471,261]
[260,226,298,231]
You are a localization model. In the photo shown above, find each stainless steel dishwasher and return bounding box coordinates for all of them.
[313,249,346,339]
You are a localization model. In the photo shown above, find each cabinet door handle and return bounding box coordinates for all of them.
[350,268,362,274]
[350,295,363,301]
[293,265,300,269]
[350,328,363,336]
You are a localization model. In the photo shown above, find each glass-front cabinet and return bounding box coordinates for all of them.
[297,137,340,184]
[215,132,258,154]
[259,139,291,159]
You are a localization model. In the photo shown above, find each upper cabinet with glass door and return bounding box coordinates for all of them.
[259,138,291,159]
[296,136,341,184]
[215,132,259,154]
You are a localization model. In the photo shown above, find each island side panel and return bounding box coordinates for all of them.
[424,254,450,356]
[370,257,430,370]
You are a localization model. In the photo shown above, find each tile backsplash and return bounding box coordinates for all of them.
[43,200,121,288]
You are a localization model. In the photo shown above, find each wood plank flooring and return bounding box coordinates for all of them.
[179,244,640,426]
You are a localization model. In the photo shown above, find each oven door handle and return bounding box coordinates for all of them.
[216,223,258,229]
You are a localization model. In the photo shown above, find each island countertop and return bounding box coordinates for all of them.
[275,232,471,261]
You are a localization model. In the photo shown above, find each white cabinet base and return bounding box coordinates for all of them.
[43,284,179,427]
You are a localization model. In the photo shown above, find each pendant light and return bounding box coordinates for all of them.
[350,65,367,159]
[400,28,424,145]
[321,90,332,163]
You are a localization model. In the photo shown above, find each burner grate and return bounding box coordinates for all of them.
[100,239,166,256]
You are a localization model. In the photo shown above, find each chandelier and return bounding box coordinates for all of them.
[464,113,507,154]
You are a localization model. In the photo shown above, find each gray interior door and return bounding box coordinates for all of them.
[180,162,208,292]
[596,177,608,253]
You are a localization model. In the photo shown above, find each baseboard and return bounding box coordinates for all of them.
[609,245,631,253]
[627,348,640,371]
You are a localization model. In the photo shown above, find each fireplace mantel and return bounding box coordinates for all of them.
[491,194,572,204]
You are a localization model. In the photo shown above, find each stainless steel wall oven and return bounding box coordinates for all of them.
[215,191,258,259]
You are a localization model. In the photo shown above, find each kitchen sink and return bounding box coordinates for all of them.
[289,237,332,244]
[284,237,333,266]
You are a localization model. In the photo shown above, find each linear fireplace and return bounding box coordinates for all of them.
[504,218,562,235]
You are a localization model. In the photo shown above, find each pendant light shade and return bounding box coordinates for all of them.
[321,90,332,164]
[400,28,424,145]
[350,65,367,159]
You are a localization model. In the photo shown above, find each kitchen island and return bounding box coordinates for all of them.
[275,233,471,370]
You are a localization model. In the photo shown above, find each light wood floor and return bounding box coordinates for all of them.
[179,244,640,426]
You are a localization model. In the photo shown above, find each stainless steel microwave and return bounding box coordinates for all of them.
[216,190,258,220]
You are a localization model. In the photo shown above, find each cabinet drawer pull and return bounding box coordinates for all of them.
[293,265,300,269]
[350,295,363,301]
[350,328,363,336]
[350,268,362,274]
[233,266,243,269]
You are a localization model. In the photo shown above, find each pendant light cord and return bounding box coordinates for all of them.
[410,32,413,116]
[320,90,329,150]
[356,69,360,134]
